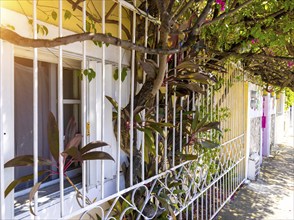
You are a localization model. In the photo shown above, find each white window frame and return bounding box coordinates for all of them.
[13,59,83,198]
[1,45,89,219]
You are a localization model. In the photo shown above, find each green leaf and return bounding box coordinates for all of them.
[147,123,165,137]
[106,96,118,111]
[64,10,72,20]
[47,112,60,162]
[176,60,198,70]
[83,69,89,76]
[65,134,83,150]
[168,181,181,188]
[121,67,128,82]
[173,189,185,194]
[181,154,198,161]
[74,69,83,80]
[5,171,48,197]
[6,24,15,30]
[51,10,57,20]
[195,115,208,133]
[113,68,119,80]
[87,68,96,82]
[62,147,83,162]
[177,83,205,94]
[42,25,49,36]
[198,122,221,132]
[146,121,173,128]
[143,140,149,164]
[80,141,109,154]
[4,155,51,168]
[199,140,219,149]
[178,72,213,84]
[191,112,199,131]
[93,41,102,47]
[86,21,92,32]
[29,182,43,216]
[81,152,114,161]
[113,67,128,82]
[37,24,40,34]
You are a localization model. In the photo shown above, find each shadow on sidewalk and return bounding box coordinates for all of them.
[217,141,294,220]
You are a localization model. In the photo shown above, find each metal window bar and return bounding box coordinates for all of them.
[82,0,87,207]
[172,54,177,167]
[129,0,136,186]
[141,0,148,181]
[58,0,65,216]
[196,197,199,220]
[192,91,195,155]
[191,200,194,220]
[185,86,190,219]
[117,0,122,193]
[0,4,4,218]
[209,187,212,219]
[180,97,183,153]
[33,0,39,216]
[155,89,159,174]
[155,24,160,175]
[101,0,106,198]
[186,96,189,154]
[164,65,168,171]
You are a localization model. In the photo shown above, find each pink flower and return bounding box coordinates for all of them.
[287,61,294,68]
[216,0,226,11]
[251,39,259,44]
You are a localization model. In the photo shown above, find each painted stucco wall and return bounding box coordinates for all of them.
[250,117,262,155]
[270,115,275,149]
[247,83,263,158]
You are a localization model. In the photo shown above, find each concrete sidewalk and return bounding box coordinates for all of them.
[217,131,294,220]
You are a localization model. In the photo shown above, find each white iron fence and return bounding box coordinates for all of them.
[0,1,246,219]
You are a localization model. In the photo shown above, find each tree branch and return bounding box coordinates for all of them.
[246,9,286,24]
[67,0,131,39]
[192,0,214,35]
[181,0,214,47]
[209,48,294,61]
[0,27,191,55]
[167,0,176,13]
[105,2,117,20]
[173,0,197,21]
[155,0,166,15]
[201,0,254,28]
[251,54,294,62]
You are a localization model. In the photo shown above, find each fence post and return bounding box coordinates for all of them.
[244,82,250,180]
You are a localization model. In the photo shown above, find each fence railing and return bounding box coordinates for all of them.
[0,1,246,219]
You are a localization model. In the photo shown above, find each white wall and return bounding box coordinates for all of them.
[247,83,263,163]
[248,83,263,119]
[0,42,15,219]
[1,8,131,66]
[1,8,132,219]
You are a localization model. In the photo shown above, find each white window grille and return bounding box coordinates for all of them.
[0,1,247,219]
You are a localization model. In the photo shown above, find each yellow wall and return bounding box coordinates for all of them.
[1,0,131,39]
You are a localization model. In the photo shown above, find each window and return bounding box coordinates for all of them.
[14,57,82,196]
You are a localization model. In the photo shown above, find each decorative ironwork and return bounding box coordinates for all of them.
[64,135,245,220]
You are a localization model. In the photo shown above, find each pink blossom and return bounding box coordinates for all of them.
[216,0,226,11]
[251,39,259,44]
[287,61,294,68]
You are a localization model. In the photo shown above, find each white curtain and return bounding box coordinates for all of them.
[14,61,51,190]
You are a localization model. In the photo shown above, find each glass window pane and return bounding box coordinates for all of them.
[63,68,80,99]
